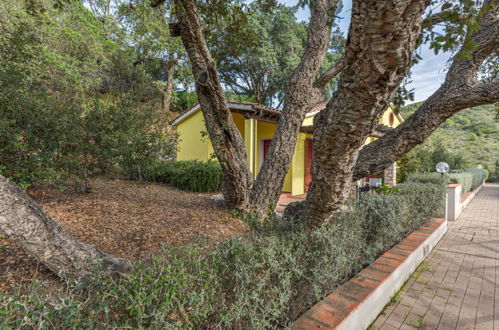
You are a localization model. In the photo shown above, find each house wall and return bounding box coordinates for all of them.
[291,133,312,196]
[177,111,246,161]
[302,115,314,126]
[379,107,402,127]
[176,110,212,161]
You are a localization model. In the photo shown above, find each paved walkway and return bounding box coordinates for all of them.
[372,183,499,329]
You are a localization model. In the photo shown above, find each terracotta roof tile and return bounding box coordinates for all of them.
[307,102,328,114]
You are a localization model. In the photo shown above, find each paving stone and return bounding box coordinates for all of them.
[387,304,412,328]
[372,184,499,330]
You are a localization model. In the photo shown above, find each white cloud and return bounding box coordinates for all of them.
[408,48,452,102]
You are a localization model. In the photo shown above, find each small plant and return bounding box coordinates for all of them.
[373,184,400,195]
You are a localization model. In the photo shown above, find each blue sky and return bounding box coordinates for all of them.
[279,0,452,103]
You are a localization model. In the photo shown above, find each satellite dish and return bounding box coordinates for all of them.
[436,162,450,174]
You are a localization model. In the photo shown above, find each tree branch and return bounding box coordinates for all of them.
[314,56,346,88]
[422,10,467,29]
[353,5,499,180]
[150,0,166,8]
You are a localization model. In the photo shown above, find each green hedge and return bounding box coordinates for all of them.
[0,175,447,329]
[448,172,473,193]
[465,168,489,189]
[407,168,487,193]
[405,172,449,186]
[449,168,488,193]
[144,160,222,192]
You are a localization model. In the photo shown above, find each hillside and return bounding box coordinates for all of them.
[400,102,499,170]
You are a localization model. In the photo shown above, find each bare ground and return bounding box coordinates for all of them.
[0,178,247,292]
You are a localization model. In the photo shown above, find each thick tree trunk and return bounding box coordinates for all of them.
[174,0,253,209]
[249,0,340,215]
[162,60,176,114]
[287,0,431,226]
[353,8,499,179]
[0,175,130,276]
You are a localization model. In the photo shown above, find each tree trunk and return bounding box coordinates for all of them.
[162,59,176,114]
[288,0,431,226]
[174,0,253,209]
[0,175,130,276]
[248,0,340,215]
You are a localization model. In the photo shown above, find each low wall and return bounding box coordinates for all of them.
[291,218,447,330]
[446,181,484,221]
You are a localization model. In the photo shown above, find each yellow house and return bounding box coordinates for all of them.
[172,101,403,196]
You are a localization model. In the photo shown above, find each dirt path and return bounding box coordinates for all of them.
[1,178,247,291]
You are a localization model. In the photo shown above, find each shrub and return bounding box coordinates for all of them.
[449,168,488,192]
[398,181,448,221]
[0,178,447,329]
[144,160,223,192]
[464,168,488,189]
[448,173,473,193]
[397,135,468,182]
[487,160,499,182]
[0,2,173,189]
[405,172,449,186]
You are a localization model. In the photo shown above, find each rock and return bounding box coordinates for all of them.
[209,194,226,207]
[210,194,224,202]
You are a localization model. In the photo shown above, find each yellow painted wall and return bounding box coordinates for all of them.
[233,113,245,134]
[245,118,256,175]
[379,107,402,127]
[302,115,314,126]
[290,133,311,196]
[177,111,246,162]
[176,110,213,161]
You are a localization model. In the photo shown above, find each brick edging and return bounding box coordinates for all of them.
[292,218,448,330]
[460,182,483,205]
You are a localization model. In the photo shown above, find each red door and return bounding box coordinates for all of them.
[263,140,271,160]
[261,140,272,162]
[305,138,313,191]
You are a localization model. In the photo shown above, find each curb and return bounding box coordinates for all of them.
[460,183,483,210]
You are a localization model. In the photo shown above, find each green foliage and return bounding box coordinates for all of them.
[400,103,499,171]
[171,90,199,113]
[405,172,449,186]
[464,168,489,188]
[0,0,174,189]
[423,0,491,58]
[487,160,499,183]
[448,172,473,193]
[401,173,449,220]
[144,161,223,192]
[397,180,448,221]
[211,1,344,106]
[373,184,400,195]
[449,168,488,192]
[405,168,486,193]
[1,178,447,328]
[398,133,468,182]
